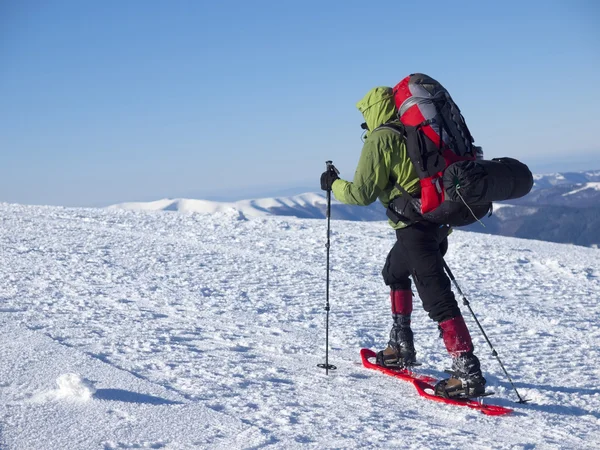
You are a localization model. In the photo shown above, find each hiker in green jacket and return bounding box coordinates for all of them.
[320,86,486,399]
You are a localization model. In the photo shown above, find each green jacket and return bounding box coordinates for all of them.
[331,86,420,229]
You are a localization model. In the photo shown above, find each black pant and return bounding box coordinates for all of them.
[382,222,460,323]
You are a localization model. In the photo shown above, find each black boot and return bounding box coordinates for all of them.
[434,352,487,398]
[434,315,486,398]
[376,315,417,368]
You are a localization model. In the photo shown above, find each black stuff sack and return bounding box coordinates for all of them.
[443,157,534,205]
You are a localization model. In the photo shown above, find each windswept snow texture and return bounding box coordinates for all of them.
[1,203,600,449]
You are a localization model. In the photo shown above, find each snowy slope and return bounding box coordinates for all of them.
[1,203,600,449]
[563,182,600,195]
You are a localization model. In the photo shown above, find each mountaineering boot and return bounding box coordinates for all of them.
[376,290,416,368]
[376,315,417,367]
[434,315,486,398]
[434,351,486,398]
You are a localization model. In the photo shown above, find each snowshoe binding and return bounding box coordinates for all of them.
[375,344,418,368]
[434,352,487,399]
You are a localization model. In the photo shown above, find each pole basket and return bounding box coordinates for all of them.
[317,363,337,371]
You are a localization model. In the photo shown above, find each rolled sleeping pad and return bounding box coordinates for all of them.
[422,200,491,227]
[443,157,533,204]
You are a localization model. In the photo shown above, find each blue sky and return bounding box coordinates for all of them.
[1,0,599,206]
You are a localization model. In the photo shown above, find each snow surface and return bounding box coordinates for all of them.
[1,202,600,449]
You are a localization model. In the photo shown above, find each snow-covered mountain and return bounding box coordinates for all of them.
[108,170,600,215]
[513,171,600,208]
[108,193,386,221]
[529,181,600,207]
[532,170,600,190]
[471,170,600,246]
[460,202,600,247]
[1,203,599,448]
[109,169,600,247]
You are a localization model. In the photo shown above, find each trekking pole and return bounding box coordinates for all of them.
[442,259,529,404]
[317,161,338,374]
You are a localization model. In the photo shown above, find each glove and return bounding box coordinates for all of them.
[320,167,339,191]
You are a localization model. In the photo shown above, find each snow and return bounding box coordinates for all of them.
[531,171,599,190]
[108,198,265,216]
[1,202,600,449]
[31,373,97,402]
[563,182,600,196]
[108,193,332,217]
[490,202,514,211]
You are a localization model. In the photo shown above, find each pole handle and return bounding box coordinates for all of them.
[325,160,340,175]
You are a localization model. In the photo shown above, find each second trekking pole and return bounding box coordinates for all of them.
[317,161,338,374]
[442,258,529,404]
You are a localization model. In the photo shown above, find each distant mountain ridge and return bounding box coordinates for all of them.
[108,193,385,221]
[532,170,600,189]
[108,169,600,247]
[512,170,600,208]
[457,170,600,247]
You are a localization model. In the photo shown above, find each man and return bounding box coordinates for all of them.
[320,86,486,399]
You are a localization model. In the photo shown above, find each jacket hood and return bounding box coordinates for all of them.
[356,87,397,138]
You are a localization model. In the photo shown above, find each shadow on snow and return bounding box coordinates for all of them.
[94,389,183,405]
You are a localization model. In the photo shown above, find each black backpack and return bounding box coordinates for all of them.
[384,73,533,227]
